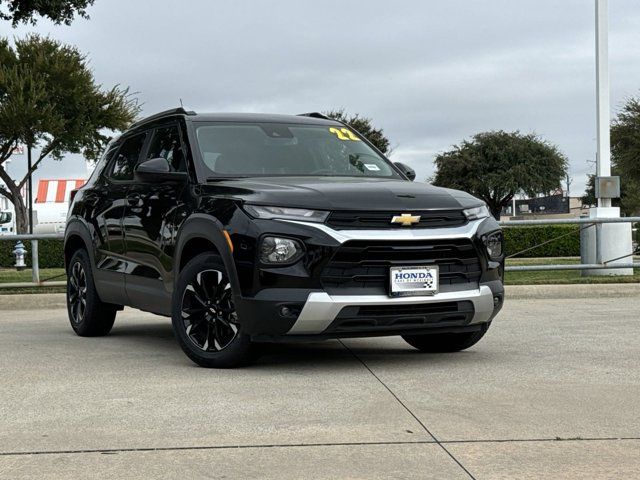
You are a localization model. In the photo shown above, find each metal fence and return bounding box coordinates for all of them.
[499,216,640,272]
[0,233,65,288]
[0,217,639,288]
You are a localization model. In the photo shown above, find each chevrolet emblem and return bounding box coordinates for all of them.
[390,213,421,226]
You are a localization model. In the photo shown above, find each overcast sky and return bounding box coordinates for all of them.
[6,0,640,195]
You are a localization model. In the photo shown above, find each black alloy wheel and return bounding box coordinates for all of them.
[68,260,87,325]
[181,269,239,352]
[172,253,256,368]
[66,249,117,336]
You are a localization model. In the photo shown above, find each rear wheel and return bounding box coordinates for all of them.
[172,253,256,368]
[402,325,490,353]
[67,249,117,336]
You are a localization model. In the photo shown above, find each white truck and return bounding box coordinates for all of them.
[0,178,85,235]
[0,195,15,234]
[0,209,14,234]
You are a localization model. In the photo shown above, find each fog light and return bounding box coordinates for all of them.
[484,231,503,259]
[260,236,303,264]
[279,305,301,318]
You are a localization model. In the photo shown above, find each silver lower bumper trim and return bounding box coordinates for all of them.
[287,285,496,334]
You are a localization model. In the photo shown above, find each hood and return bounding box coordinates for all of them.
[200,176,482,211]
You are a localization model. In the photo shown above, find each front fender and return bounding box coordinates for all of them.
[174,213,240,295]
[64,218,95,270]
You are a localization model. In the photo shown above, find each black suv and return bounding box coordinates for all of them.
[64,109,504,368]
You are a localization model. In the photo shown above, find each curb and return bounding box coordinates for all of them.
[0,293,67,310]
[0,284,639,310]
[506,283,640,299]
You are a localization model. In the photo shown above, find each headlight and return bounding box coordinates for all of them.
[484,231,503,259]
[463,205,490,220]
[244,205,329,223]
[260,236,304,264]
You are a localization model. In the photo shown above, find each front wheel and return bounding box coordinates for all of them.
[171,253,256,368]
[67,249,117,336]
[402,324,490,353]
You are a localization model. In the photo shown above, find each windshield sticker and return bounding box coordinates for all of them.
[364,164,381,171]
[329,127,361,141]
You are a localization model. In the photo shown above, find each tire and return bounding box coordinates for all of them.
[402,324,490,353]
[171,253,256,368]
[67,249,117,337]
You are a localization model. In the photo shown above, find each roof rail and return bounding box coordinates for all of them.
[130,107,196,129]
[297,112,331,120]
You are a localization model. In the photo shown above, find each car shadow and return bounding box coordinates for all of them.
[98,319,492,370]
[258,341,493,369]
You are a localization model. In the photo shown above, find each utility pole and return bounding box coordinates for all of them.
[595,0,612,207]
[27,144,33,234]
[580,0,632,276]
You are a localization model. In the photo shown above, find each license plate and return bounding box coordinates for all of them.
[389,266,439,297]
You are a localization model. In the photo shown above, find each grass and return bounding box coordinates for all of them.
[0,268,66,294]
[0,268,66,283]
[1,258,639,294]
[505,257,640,285]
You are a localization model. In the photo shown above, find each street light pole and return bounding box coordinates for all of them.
[27,144,33,234]
[595,0,611,208]
[581,0,633,276]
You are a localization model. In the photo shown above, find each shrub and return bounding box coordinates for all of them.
[0,239,64,268]
[504,225,581,258]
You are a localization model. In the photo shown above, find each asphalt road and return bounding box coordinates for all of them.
[1,293,639,479]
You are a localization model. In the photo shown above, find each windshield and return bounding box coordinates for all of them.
[194,123,399,178]
[0,212,12,224]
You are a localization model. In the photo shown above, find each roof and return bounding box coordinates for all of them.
[190,112,340,125]
[129,108,341,131]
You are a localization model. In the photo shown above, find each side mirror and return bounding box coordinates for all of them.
[394,162,416,181]
[134,157,187,183]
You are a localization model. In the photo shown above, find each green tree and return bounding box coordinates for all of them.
[324,109,391,154]
[0,35,139,233]
[432,131,567,219]
[581,95,640,215]
[1,0,93,26]
[612,95,640,182]
[581,174,597,208]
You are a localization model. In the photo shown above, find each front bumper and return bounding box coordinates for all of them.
[230,215,505,340]
[288,285,498,334]
[236,281,504,341]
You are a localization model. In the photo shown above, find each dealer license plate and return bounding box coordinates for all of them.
[389,266,439,297]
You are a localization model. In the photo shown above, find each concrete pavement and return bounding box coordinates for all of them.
[0,295,639,479]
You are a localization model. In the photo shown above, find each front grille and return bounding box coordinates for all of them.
[326,210,467,230]
[321,239,482,295]
[326,300,475,333]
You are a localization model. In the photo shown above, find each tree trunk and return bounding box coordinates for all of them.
[0,166,30,234]
[13,199,29,234]
[487,200,503,220]
[6,190,29,234]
